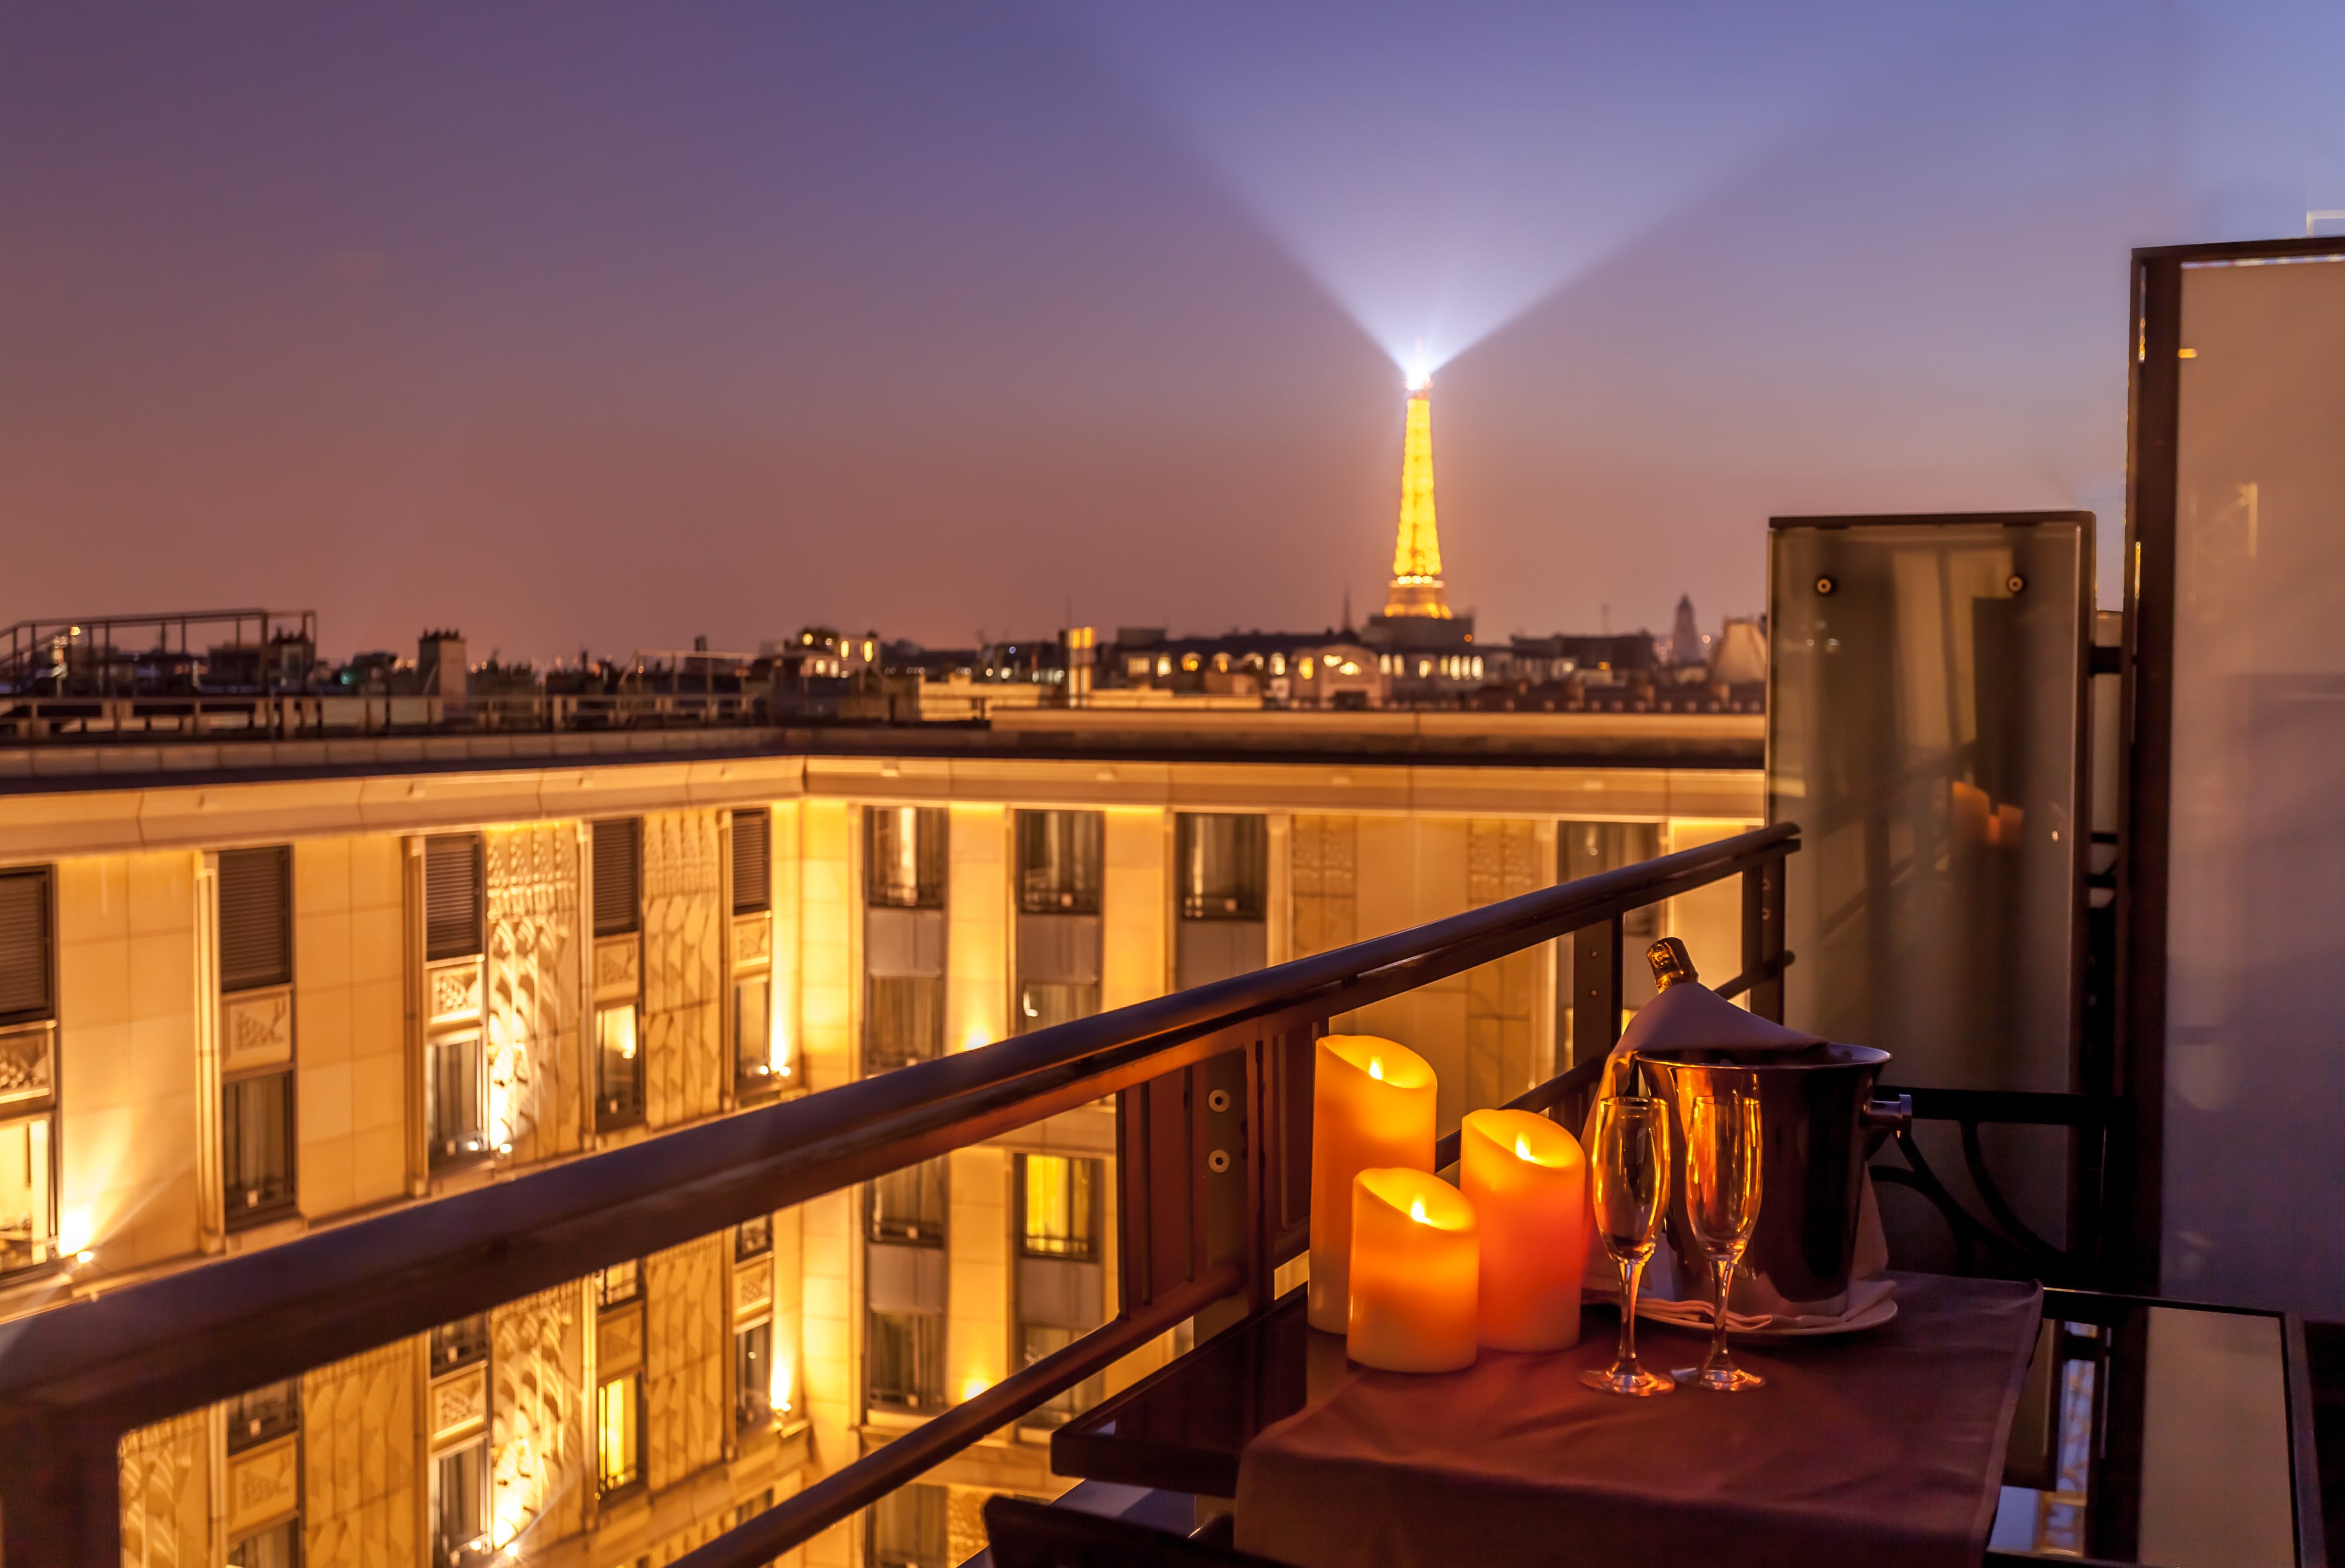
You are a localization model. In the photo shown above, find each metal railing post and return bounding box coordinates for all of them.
[1569,914,1624,1066]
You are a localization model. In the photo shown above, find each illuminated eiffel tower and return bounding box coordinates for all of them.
[1381,369,1452,620]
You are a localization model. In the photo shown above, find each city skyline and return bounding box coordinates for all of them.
[8,3,2345,654]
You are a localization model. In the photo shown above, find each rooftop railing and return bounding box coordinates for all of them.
[0,826,1816,1564]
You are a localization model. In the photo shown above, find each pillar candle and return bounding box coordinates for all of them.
[1348,1168,1479,1373]
[1460,1108,1587,1352]
[1309,1035,1437,1332]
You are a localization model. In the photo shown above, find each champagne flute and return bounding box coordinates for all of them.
[1684,1084,1766,1392]
[1579,1096,1674,1397]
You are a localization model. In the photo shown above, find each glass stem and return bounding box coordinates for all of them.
[1708,1254,1735,1369]
[1617,1251,1649,1372]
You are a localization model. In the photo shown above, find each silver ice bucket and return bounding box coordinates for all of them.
[1637,1043,1906,1317]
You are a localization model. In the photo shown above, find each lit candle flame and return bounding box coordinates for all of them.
[1409,1196,1428,1223]
[1516,1135,1532,1161]
[1368,1059,1384,1081]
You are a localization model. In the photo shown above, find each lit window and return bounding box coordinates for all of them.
[1019,1154,1099,1259]
[1299,657,1315,678]
[1418,658,1433,678]
[1181,653,1200,674]
[1212,652,1229,674]
[1270,652,1286,676]
[1155,655,1171,677]
[597,1374,640,1492]
[1338,661,1360,676]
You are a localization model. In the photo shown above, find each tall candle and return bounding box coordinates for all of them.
[1348,1168,1479,1373]
[1309,1035,1436,1333]
[1460,1108,1587,1352]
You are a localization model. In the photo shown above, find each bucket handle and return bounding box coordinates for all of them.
[1861,1093,1913,1157]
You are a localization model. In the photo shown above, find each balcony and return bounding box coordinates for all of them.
[4,233,2344,1567]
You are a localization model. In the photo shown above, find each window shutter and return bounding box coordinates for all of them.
[593,819,641,937]
[218,847,292,992]
[425,834,485,961]
[732,809,771,915]
[0,869,52,1021]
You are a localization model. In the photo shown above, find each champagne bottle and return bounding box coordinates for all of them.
[1647,936,1698,990]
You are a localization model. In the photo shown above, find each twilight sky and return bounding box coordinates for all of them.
[5,2,2344,660]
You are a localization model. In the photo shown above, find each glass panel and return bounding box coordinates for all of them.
[596,1004,641,1124]
[1019,1155,1098,1260]
[597,1260,641,1307]
[429,1440,490,1568]
[0,1114,52,1273]
[1015,810,1102,914]
[866,1310,946,1413]
[430,1313,490,1372]
[1018,1323,1105,1424]
[596,1373,640,1491]
[1177,814,1267,920]
[227,1376,301,1453]
[867,1160,947,1244]
[1015,981,1097,1035]
[865,807,947,909]
[864,975,943,1072]
[226,1519,301,1568]
[1989,1302,2296,1564]
[2164,256,2345,1315]
[1768,520,2085,1090]
[427,1032,487,1166]
[868,1481,949,1568]
[733,974,774,1088]
[735,1318,773,1429]
[224,1070,296,1219]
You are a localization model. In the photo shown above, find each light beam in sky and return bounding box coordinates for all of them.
[1072,1,1938,373]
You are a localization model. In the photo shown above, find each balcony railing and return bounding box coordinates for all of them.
[0,824,1802,1566]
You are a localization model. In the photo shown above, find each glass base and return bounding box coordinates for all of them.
[1692,1364,1766,1392]
[1581,1364,1676,1397]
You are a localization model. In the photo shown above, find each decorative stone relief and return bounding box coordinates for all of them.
[1465,820,1541,1111]
[430,1362,489,1447]
[597,1305,643,1379]
[1290,815,1359,958]
[645,1232,726,1491]
[733,912,771,965]
[487,826,582,1166]
[643,811,723,1129]
[427,958,484,1027]
[224,1433,300,1540]
[491,1284,586,1549]
[301,1338,419,1568]
[735,1259,773,1320]
[117,1409,210,1568]
[593,935,640,1001]
[219,985,294,1076]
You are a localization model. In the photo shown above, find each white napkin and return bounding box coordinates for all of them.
[1608,1273,1899,1334]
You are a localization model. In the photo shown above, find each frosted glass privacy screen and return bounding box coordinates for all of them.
[1767,516,2089,1101]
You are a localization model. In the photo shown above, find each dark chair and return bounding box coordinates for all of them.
[981,1496,1292,1568]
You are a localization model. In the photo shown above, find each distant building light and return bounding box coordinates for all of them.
[1181,653,1201,673]
[1155,655,1171,677]
[1271,652,1286,676]
[1300,656,1316,678]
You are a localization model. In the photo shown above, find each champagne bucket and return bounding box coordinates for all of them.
[1637,1044,1905,1316]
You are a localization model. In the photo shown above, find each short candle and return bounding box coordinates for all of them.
[1348,1168,1479,1373]
[1459,1107,1588,1352]
[1309,1035,1437,1333]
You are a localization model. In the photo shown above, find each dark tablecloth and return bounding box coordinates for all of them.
[1233,1271,2041,1568]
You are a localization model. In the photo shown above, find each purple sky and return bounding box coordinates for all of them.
[5,3,2343,661]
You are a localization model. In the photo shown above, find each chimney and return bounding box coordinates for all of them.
[417,629,468,703]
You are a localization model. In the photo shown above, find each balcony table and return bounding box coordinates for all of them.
[1052,1273,2326,1568]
